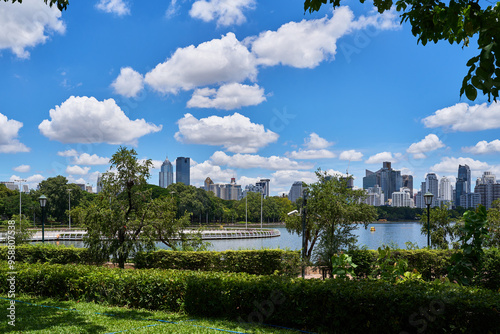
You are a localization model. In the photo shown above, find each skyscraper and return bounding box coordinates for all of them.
[402,175,413,198]
[176,157,190,185]
[474,171,500,209]
[288,181,303,203]
[438,176,453,202]
[159,156,173,188]
[363,161,402,200]
[425,173,439,207]
[456,164,471,207]
[256,179,270,198]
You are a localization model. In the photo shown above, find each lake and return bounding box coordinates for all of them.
[39,222,427,251]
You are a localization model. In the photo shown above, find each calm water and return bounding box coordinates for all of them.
[39,222,427,251]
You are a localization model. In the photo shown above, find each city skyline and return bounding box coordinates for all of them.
[1,0,500,196]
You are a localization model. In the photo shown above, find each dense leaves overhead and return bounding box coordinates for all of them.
[304,0,500,101]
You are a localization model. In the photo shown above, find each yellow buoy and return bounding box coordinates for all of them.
[370,227,376,232]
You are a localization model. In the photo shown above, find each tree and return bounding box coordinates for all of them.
[285,171,376,269]
[486,199,500,248]
[304,0,500,101]
[419,203,458,249]
[4,0,69,11]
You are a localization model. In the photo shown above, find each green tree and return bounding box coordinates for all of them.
[419,204,458,249]
[285,171,376,268]
[486,199,500,247]
[4,0,69,11]
[304,0,500,101]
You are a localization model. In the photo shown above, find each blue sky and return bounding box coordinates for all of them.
[1,0,499,195]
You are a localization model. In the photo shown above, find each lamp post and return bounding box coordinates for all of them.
[423,192,434,248]
[245,194,248,229]
[14,179,26,222]
[67,189,72,230]
[260,191,263,229]
[301,189,308,278]
[39,195,47,243]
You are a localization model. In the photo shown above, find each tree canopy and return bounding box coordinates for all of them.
[304,0,500,101]
[4,0,69,10]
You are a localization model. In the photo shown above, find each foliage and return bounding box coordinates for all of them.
[331,252,357,280]
[9,214,33,244]
[1,262,499,333]
[419,203,458,249]
[449,206,489,285]
[135,249,301,276]
[286,170,376,269]
[486,199,500,248]
[0,243,97,264]
[376,206,423,221]
[370,245,410,283]
[304,0,500,102]
[4,0,68,10]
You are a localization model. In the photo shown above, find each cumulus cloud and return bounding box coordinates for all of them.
[191,160,237,185]
[13,165,30,173]
[175,113,278,153]
[406,134,445,159]
[187,83,265,110]
[210,151,313,170]
[422,102,500,132]
[365,151,401,164]
[430,157,491,176]
[73,153,110,165]
[0,0,65,58]
[96,0,130,16]
[0,113,30,153]
[10,174,45,190]
[269,170,317,194]
[145,33,257,94]
[250,6,399,69]
[66,165,91,175]
[57,149,78,157]
[111,67,144,98]
[339,150,363,161]
[190,0,255,26]
[39,96,162,145]
[462,139,500,154]
[287,149,335,160]
[304,133,333,150]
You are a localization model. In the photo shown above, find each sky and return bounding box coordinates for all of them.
[1,0,499,196]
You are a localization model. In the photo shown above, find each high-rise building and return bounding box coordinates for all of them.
[392,187,413,207]
[288,181,303,203]
[362,161,402,200]
[474,171,500,209]
[159,156,174,188]
[256,179,270,198]
[402,175,413,198]
[175,157,190,185]
[460,192,481,209]
[0,182,18,191]
[456,164,471,207]
[425,173,439,207]
[363,185,385,206]
[438,176,453,202]
[207,178,242,200]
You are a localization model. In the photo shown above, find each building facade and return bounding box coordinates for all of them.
[362,161,402,200]
[391,187,413,207]
[402,174,413,198]
[474,171,500,209]
[456,164,471,207]
[288,181,303,203]
[159,156,174,188]
[425,173,439,207]
[363,185,385,206]
[175,157,190,185]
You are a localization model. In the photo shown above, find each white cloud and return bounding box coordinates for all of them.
[339,150,363,161]
[13,165,30,173]
[0,0,65,58]
[406,134,445,159]
[0,113,30,153]
[191,160,237,185]
[190,0,255,26]
[66,165,91,175]
[304,133,333,149]
[57,149,78,157]
[365,151,400,164]
[144,33,257,94]
[269,170,318,194]
[73,153,110,165]
[462,139,500,154]
[430,157,491,176]
[96,0,130,16]
[210,151,313,170]
[111,67,144,98]
[39,96,162,145]
[250,6,399,69]
[175,113,278,153]
[187,83,265,110]
[10,173,45,190]
[287,149,335,160]
[422,102,500,132]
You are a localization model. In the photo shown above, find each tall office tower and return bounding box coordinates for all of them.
[474,171,500,209]
[402,175,413,198]
[256,178,270,197]
[340,176,354,189]
[363,170,378,189]
[363,162,402,200]
[96,173,102,193]
[175,157,190,185]
[159,156,174,188]
[204,177,214,191]
[456,164,471,207]
[425,173,439,207]
[391,187,412,207]
[288,181,303,203]
[438,176,453,202]
[363,185,385,206]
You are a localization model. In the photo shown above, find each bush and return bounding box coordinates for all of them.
[134,249,301,276]
[0,262,498,334]
[0,244,102,264]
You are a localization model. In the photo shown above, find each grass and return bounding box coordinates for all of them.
[0,295,306,334]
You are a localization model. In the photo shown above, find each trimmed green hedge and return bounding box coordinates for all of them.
[134,249,301,276]
[0,244,98,264]
[0,262,498,333]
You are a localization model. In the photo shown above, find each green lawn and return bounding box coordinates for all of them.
[0,295,307,334]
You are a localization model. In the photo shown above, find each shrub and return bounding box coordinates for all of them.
[0,244,101,264]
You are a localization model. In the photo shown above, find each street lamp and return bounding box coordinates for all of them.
[301,189,309,278]
[14,179,26,223]
[39,195,47,243]
[260,191,263,229]
[424,192,434,248]
[67,189,73,230]
[245,194,248,229]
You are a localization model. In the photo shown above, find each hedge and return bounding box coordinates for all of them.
[0,262,498,333]
[0,244,97,264]
[134,249,301,276]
